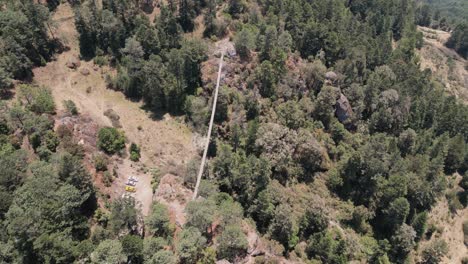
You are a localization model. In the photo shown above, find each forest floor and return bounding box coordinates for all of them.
[417,26,467,103]
[32,3,197,217]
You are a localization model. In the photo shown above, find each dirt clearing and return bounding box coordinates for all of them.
[417,26,468,103]
[33,3,197,216]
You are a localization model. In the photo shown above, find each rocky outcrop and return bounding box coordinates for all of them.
[66,57,81,69]
[335,93,353,123]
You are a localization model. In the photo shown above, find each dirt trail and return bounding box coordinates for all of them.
[417,26,468,103]
[33,3,197,215]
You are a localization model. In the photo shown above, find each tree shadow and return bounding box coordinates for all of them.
[51,38,70,54]
[0,89,15,100]
[139,104,186,121]
[140,104,166,121]
[140,3,155,14]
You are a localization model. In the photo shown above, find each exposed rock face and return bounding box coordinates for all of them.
[335,93,353,122]
[56,114,99,149]
[66,57,81,69]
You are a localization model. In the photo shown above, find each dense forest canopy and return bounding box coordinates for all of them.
[0,0,467,263]
[421,0,468,26]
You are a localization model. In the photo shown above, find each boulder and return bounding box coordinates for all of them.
[335,93,353,122]
[80,68,90,76]
[66,57,81,69]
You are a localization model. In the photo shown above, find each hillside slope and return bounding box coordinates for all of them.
[418,26,468,103]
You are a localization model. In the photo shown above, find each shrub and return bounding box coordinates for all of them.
[97,127,126,154]
[129,143,141,162]
[217,224,248,261]
[421,239,448,264]
[411,211,428,241]
[43,130,59,152]
[307,230,348,263]
[176,227,206,263]
[56,124,73,139]
[63,100,78,115]
[234,28,256,60]
[300,207,329,238]
[62,140,85,158]
[36,145,52,161]
[94,154,108,171]
[18,85,56,114]
[145,202,174,237]
[150,168,161,193]
[184,158,200,188]
[148,250,177,264]
[103,171,113,187]
[94,55,108,66]
[121,235,143,263]
[29,132,41,151]
[94,208,109,226]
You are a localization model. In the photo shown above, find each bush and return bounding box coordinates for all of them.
[56,124,73,139]
[94,55,109,66]
[62,140,85,158]
[150,168,161,193]
[97,127,126,154]
[129,143,141,162]
[43,130,59,152]
[94,208,109,226]
[18,85,56,114]
[306,230,348,263]
[300,207,329,238]
[145,202,174,237]
[411,211,428,241]
[421,239,448,264]
[63,100,78,115]
[94,154,108,171]
[36,145,52,161]
[176,227,207,263]
[217,224,248,261]
[130,152,139,162]
[184,158,200,188]
[147,250,177,264]
[121,235,143,263]
[234,28,256,60]
[103,171,113,187]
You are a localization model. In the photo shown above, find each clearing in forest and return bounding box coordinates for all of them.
[417,26,468,103]
[32,3,197,216]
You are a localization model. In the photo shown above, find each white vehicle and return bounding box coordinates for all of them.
[129,176,139,182]
[126,181,136,186]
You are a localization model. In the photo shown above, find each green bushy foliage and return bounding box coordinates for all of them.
[129,143,141,161]
[97,127,126,154]
[63,100,79,115]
